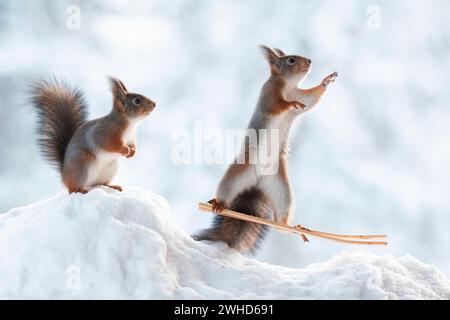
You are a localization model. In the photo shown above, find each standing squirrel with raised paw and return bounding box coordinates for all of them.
[30,77,156,194]
[195,45,338,252]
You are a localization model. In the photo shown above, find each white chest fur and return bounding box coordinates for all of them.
[85,118,142,187]
[252,113,295,176]
[86,150,119,186]
[281,75,302,101]
[281,70,310,103]
[266,113,295,148]
[122,118,140,145]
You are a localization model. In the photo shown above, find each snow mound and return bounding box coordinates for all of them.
[0,187,449,299]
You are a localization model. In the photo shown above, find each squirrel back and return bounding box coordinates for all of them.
[29,79,88,172]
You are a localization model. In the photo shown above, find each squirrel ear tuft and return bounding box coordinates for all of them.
[259,45,281,73]
[273,48,286,57]
[109,76,128,101]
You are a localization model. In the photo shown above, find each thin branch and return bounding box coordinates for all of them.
[198,202,388,246]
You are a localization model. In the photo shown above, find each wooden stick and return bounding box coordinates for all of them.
[198,202,388,246]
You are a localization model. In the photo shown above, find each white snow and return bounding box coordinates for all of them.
[0,187,449,300]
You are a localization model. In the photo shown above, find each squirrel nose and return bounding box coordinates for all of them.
[306,58,312,65]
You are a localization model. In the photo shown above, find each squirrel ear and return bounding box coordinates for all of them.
[273,48,286,57]
[109,76,127,102]
[259,45,281,73]
[116,78,128,93]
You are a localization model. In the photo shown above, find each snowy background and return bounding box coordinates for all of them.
[0,0,449,276]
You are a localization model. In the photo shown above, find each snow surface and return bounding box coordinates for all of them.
[0,187,448,299]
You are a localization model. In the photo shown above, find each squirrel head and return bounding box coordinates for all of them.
[259,45,311,83]
[109,77,156,119]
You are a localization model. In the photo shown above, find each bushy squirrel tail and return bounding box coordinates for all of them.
[194,188,273,253]
[29,78,88,172]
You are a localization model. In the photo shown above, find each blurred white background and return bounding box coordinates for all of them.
[1,0,449,274]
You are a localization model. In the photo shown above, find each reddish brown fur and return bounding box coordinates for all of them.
[101,123,131,156]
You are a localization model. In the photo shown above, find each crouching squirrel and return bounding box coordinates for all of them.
[195,46,337,252]
[30,77,156,194]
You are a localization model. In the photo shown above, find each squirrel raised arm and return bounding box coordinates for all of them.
[30,76,156,194]
[284,71,338,112]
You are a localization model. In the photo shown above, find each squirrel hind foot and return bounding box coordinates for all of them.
[68,187,89,194]
[102,184,123,192]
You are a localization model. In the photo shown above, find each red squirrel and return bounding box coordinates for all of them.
[195,46,337,252]
[30,77,156,194]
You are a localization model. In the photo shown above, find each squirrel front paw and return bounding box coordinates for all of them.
[126,145,136,158]
[120,145,131,157]
[208,198,225,213]
[321,71,338,88]
[291,101,306,111]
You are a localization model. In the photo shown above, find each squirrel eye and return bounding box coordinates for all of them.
[287,58,296,65]
[132,98,141,106]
